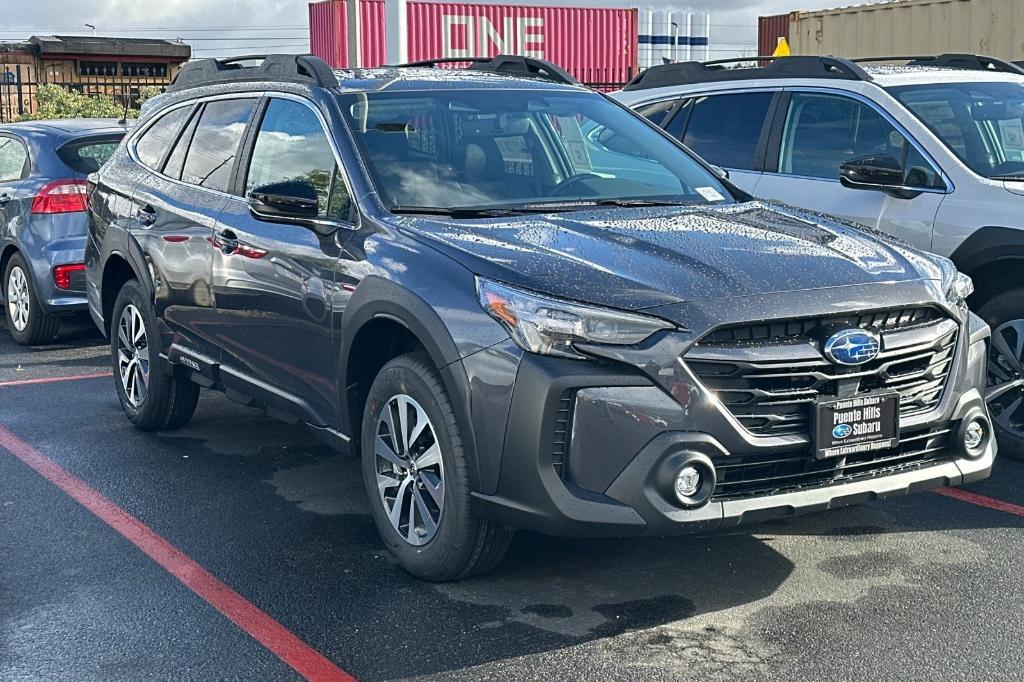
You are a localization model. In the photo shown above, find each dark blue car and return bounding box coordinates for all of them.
[1,118,125,344]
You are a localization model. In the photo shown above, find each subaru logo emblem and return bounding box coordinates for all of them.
[832,423,853,439]
[823,329,881,366]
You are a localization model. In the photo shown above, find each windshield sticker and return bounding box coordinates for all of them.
[696,186,726,202]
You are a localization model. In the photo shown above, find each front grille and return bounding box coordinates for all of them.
[686,310,958,438]
[711,426,954,501]
[551,391,574,479]
[699,307,943,345]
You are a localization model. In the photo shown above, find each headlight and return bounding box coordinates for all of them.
[477,277,673,359]
[935,256,974,307]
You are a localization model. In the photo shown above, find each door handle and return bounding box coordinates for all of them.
[213,229,239,255]
[136,204,157,227]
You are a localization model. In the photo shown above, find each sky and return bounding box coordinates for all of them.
[0,0,887,60]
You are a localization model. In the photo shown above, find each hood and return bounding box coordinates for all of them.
[399,201,940,311]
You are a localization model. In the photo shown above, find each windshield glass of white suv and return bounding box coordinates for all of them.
[340,90,735,213]
[890,81,1024,180]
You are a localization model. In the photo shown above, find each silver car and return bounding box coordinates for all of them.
[614,54,1024,456]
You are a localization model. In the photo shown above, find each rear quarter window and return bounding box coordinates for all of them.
[57,136,124,174]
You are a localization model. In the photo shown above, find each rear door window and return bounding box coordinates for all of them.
[0,137,28,182]
[676,92,775,170]
[57,135,124,174]
[180,98,257,193]
[135,106,191,170]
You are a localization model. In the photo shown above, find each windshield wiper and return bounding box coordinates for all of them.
[390,206,528,218]
[990,175,1024,181]
[520,198,693,211]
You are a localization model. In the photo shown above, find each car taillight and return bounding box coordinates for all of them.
[53,263,86,290]
[31,179,88,214]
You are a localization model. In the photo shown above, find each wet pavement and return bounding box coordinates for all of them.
[1,315,1022,681]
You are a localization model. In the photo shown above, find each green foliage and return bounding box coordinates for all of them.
[17,84,164,122]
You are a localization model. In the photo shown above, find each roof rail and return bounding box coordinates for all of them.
[166,54,339,93]
[853,53,1024,74]
[394,55,580,86]
[622,55,872,91]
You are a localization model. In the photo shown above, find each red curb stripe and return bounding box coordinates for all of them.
[935,487,1024,517]
[0,372,112,388]
[0,426,355,682]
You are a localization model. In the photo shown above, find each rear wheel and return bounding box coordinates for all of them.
[110,279,200,431]
[361,352,513,581]
[4,253,59,345]
[978,288,1024,459]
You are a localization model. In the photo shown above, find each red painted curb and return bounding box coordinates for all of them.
[0,372,112,388]
[934,487,1024,517]
[0,426,355,682]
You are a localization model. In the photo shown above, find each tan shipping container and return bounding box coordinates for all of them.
[787,0,1024,61]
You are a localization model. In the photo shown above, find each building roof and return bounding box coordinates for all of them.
[0,35,191,60]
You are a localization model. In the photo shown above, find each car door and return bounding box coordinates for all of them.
[128,98,258,363]
[0,134,29,250]
[211,95,351,427]
[754,90,947,250]
[659,90,779,196]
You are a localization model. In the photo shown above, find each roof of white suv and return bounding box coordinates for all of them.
[615,55,1024,101]
[865,65,1024,88]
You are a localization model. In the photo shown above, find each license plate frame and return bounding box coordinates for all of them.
[814,392,900,460]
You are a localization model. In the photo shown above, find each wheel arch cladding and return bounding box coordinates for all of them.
[950,226,1024,302]
[101,253,144,334]
[340,275,496,491]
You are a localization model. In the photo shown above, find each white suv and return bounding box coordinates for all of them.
[614,54,1024,456]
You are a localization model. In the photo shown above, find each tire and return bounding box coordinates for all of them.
[977,288,1024,460]
[110,279,200,431]
[361,352,513,581]
[4,252,60,345]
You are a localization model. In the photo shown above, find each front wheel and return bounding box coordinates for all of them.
[110,280,200,431]
[979,288,1024,459]
[361,353,512,581]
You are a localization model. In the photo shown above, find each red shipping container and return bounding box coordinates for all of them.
[758,13,791,58]
[310,0,637,86]
[309,0,386,68]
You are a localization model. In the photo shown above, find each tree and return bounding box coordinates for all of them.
[17,84,163,122]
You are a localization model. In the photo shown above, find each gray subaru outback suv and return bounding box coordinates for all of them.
[87,55,993,580]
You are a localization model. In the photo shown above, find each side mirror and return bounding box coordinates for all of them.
[839,154,920,199]
[248,180,321,223]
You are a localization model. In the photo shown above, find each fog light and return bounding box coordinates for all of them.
[964,419,986,452]
[674,466,701,498]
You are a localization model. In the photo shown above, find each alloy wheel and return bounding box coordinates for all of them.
[117,304,151,408]
[987,319,1024,437]
[6,266,30,332]
[374,394,445,546]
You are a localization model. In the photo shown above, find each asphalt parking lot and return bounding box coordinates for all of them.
[2,315,1023,681]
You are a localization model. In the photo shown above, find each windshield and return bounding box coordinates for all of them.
[339,89,735,214]
[889,81,1024,179]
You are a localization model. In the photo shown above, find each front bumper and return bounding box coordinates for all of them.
[468,305,994,537]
